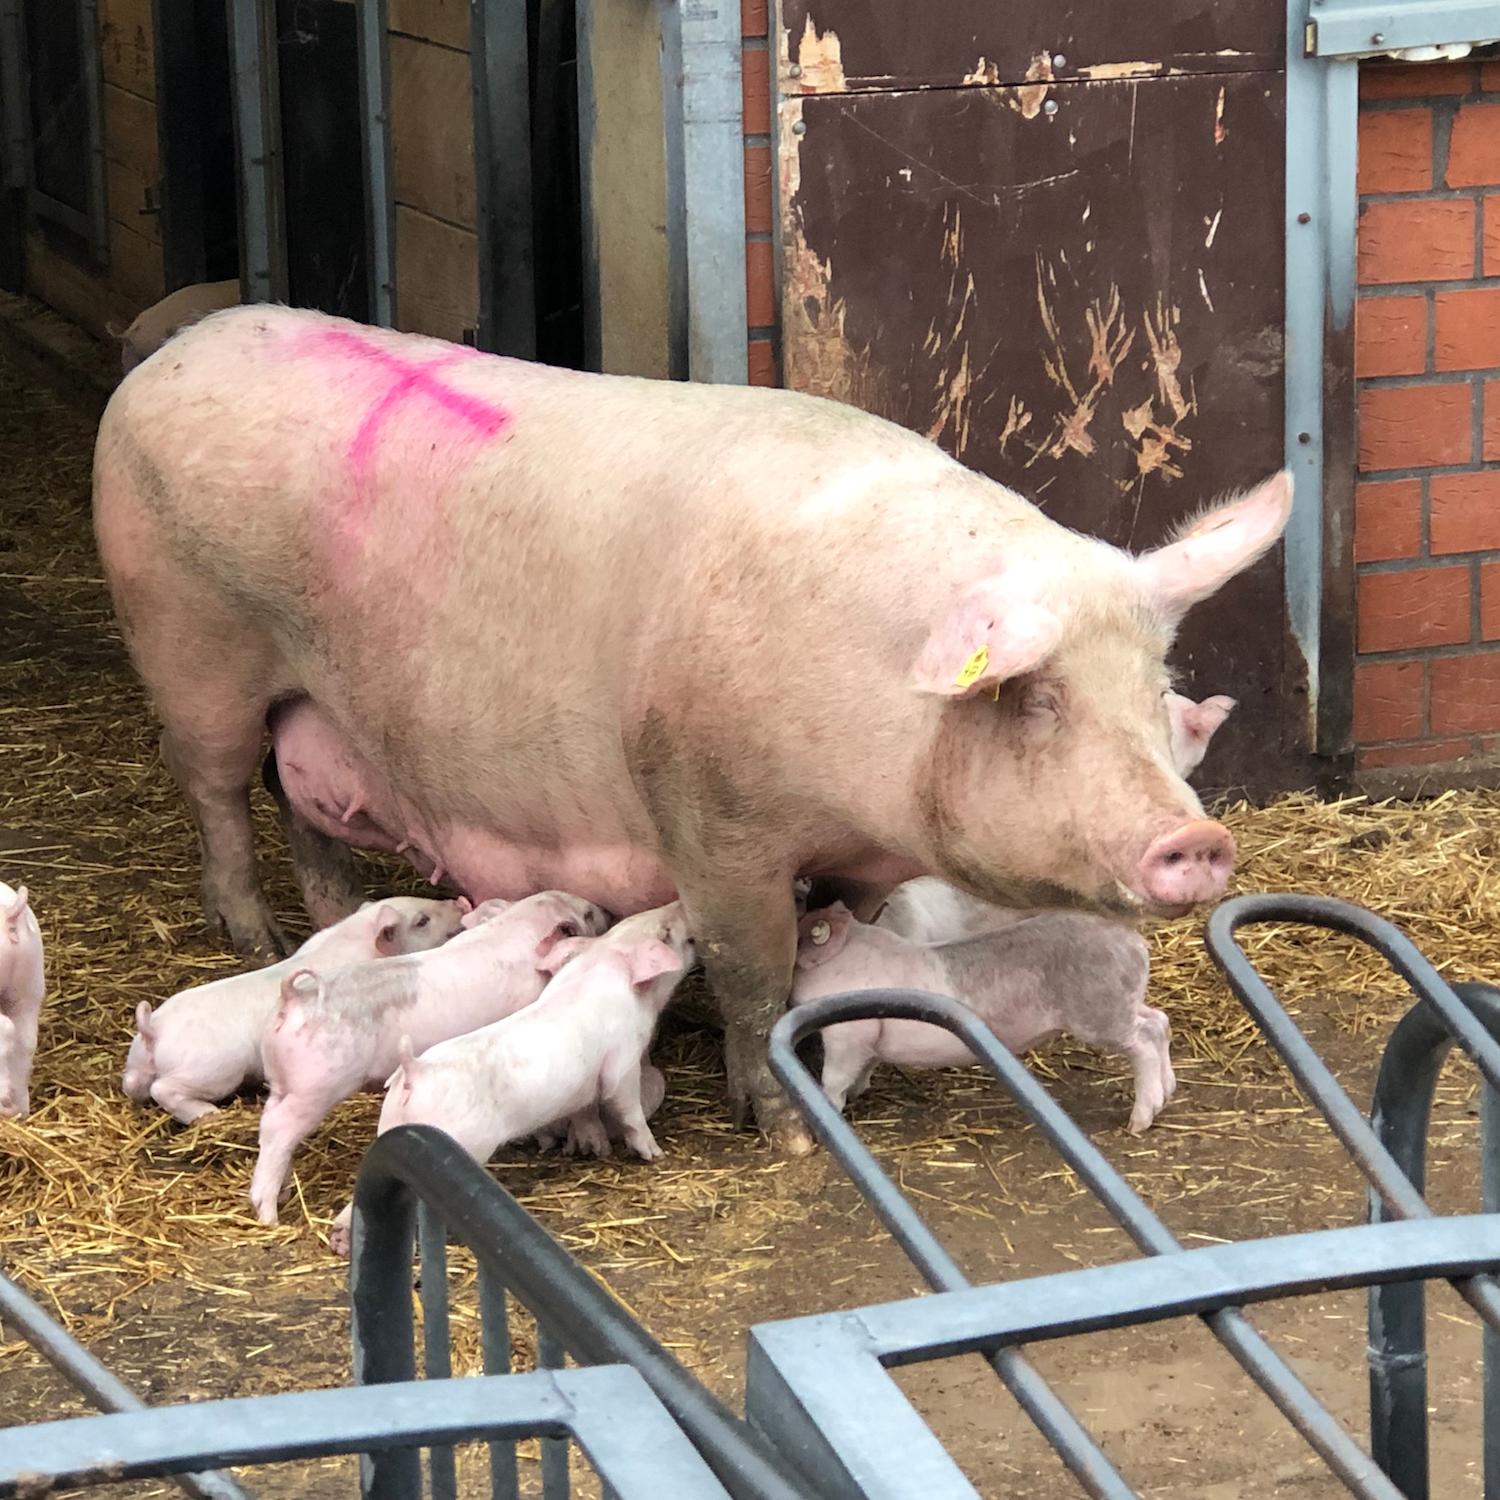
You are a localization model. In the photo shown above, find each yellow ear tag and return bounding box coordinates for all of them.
[953,645,990,690]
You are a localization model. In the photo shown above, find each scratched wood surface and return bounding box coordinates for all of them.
[778,0,1283,92]
[778,62,1306,794]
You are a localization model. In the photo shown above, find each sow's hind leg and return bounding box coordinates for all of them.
[95,469,289,959]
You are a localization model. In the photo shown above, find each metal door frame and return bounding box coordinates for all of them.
[1285,0,1500,761]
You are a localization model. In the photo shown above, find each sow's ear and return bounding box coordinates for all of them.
[1136,471,1294,622]
[912,580,1064,698]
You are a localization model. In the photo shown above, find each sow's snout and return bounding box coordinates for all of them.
[1136,819,1235,911]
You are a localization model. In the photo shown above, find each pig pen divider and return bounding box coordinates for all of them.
[0,1360,733,1497]
[1205,893,1500,1498]
[1366,980,1500,1500]
[346,1122,809,1500]
[763,890,1500,1500]
[0,1267,250,1500]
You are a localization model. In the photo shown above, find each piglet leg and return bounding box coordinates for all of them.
[250,1090,329,1224]
[564,1105,612,1158]
[1120,1007,1175,1134]
[150,1078,220,1125]
[600,1055,662,1162]
[818,1020,883,1114]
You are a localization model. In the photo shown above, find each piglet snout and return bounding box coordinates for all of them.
[1138,819,1234,909]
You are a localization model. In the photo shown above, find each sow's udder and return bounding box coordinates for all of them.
[268,700,676,914]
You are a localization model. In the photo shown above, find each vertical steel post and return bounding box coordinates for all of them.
[226,0,287,303]
[357,0,395,325]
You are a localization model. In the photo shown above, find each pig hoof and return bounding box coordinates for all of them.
[206,896,292,962]
[769,1119,818,1158]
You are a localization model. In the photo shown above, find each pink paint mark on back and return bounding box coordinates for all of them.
[304,328,513,556]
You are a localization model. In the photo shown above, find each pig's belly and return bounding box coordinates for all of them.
[270,698,677,915]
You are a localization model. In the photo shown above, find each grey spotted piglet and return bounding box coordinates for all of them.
[792,903,1173,1132]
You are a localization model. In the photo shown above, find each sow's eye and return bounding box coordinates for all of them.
[415,914,430,928]
[1019,679,1063,726]
[560,922,579,938]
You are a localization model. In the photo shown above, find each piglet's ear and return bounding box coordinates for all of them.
[1137,471,1293,622]
[912,581,1063,698]
[372,904,401,956]
[625,938,683,989]
[536,934,592,976]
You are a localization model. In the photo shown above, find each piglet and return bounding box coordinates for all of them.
[0,883,46,1118]
[876,690,1236,945]
[793,903,1173,1132]
[327,902,695,1255]
[114,280,240,375]
[251,891,610,1224]
[123,896,469,1124]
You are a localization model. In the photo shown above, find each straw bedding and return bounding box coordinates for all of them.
[1,347,1497,1419]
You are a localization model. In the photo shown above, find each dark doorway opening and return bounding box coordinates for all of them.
[528,0,583,369]
[155,0,240,292]
[276,0,368,321]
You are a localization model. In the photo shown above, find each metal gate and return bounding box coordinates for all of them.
[1,894,1498,1497]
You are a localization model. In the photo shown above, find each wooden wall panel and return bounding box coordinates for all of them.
[390,33,476,229]
[389,0,467,51]
[395,203,478,340]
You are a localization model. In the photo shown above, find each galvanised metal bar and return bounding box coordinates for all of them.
[538,1322,570,1499]
[418,1203,458,1500]
[1308,0,1500,56]
[479,1268,521,1500]
[572,0,601,371]
[225,0,286,303]
[0,1367,733,1498]
[1485,1074,1500,1500]
[766,1021,1131,1494]
[666,0,749,383]
[470,0,537,356]
[746,1215,1500,1500]
[0,1271,248,1500]
[347,1124,806,1500]
[1284,0,1359,752]
[656,0,688,381]
[1205,894,1500,1343]
[356,0,395,326]
[1367,982,1500,1500]
[771,991,1408,1499]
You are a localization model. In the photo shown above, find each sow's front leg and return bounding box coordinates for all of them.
[677,871,813,1155]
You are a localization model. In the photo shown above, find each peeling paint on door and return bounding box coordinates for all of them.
[775,59,1297,790]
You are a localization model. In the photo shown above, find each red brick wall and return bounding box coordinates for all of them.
[1355,60,1500,771]
[742,0,777,385]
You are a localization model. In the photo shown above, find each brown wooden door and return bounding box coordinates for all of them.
[776,2,1312,796]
